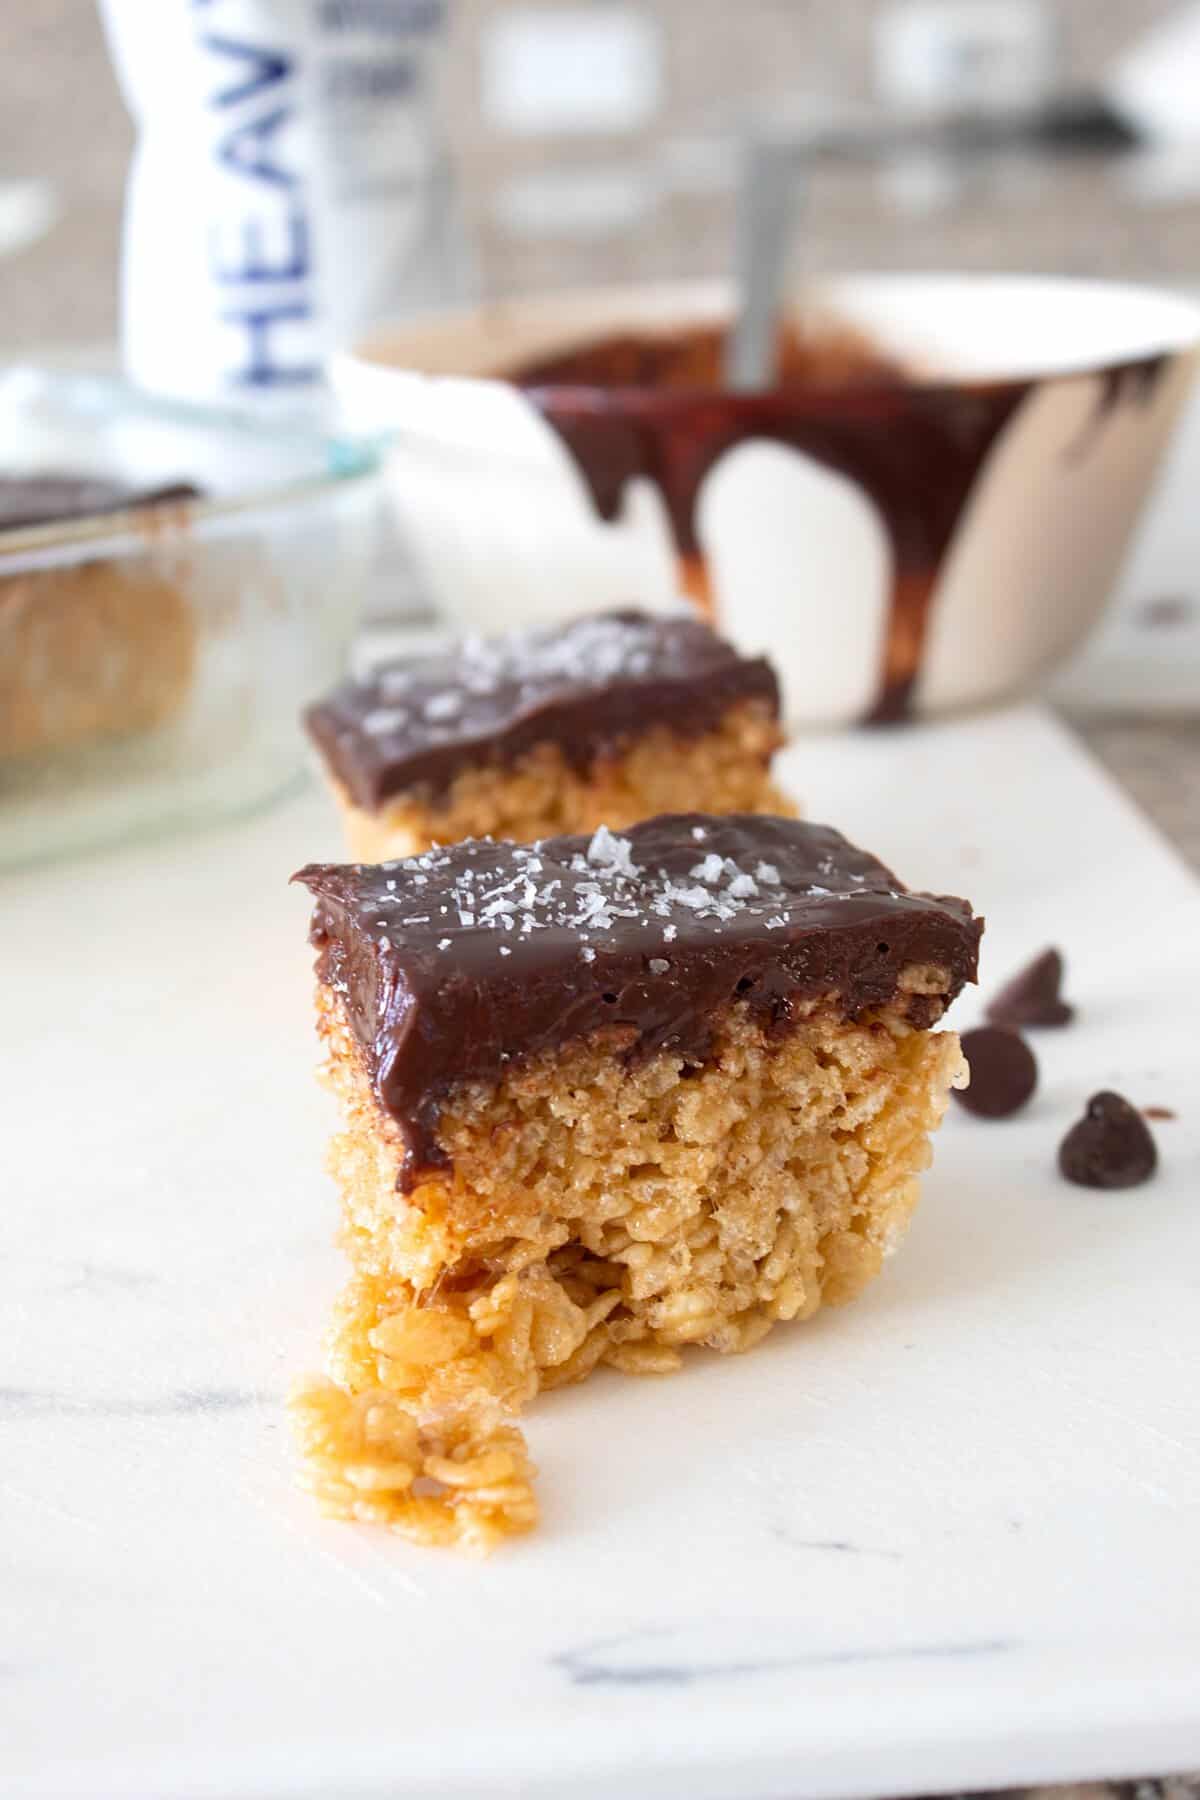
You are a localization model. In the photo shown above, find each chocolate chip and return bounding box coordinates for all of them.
[1058,1091,1158,1189]
[986,947,1073,1029]
[954,1026,1038,1119]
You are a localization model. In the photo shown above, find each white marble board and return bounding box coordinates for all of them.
[3,704,1199,1800]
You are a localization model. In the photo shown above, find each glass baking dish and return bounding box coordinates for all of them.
[0,369,381,867]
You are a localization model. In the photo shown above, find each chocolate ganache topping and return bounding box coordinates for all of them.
[295,813,981,1184]
[305,609,780,810]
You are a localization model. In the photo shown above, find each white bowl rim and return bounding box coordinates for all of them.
[339,271,1200,392]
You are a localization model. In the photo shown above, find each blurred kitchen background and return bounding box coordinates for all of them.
[0,0,1196,863]
[4,0,1200,351]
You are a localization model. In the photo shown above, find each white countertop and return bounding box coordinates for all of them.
[4,705,1200,1800]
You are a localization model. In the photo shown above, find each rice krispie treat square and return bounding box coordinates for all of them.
[291,814,981,1551]
[305,609,789,859]
[0,474,198,760]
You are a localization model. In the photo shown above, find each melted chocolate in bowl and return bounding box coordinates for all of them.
[511,321,895,392]
[510,323,1170,721]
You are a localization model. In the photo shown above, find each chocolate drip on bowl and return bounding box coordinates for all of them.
[514,328,1176,721]
[523,376,1028,722]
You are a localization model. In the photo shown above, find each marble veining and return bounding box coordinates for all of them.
[552,1628,1016,1688]
[64,1262,158,1295]
[3,706,1200,1799]
[769,1528,905,1560]
[0,1385,272,1420]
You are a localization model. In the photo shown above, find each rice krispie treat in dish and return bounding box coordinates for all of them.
[0,473,199,760]
[290,814,980,1552]
[305,609,789,859]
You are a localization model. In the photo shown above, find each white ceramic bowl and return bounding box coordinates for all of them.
[334,274,1200,726]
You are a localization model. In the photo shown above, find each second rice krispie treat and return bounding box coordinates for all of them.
[305,609,789,859]
[291,813,981,1552]
[0,473,199,760]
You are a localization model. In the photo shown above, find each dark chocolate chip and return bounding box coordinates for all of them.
[1058,1091,1158,1189]
[986,947,1073,1028]
[954,1026,1038,1119]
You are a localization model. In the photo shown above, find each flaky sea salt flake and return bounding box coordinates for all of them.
[575,890,615,929]
[587,826,639,878]
[424,692,463,722]
[671,884,714,910]
[361,706,407,735]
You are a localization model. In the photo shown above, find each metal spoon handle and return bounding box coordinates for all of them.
[726,134,804,392]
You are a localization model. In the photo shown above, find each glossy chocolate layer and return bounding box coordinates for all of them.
[296,813,981,1184]
[514,325,1171,721]
[305,609,780,811]
[0,473,200,535]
